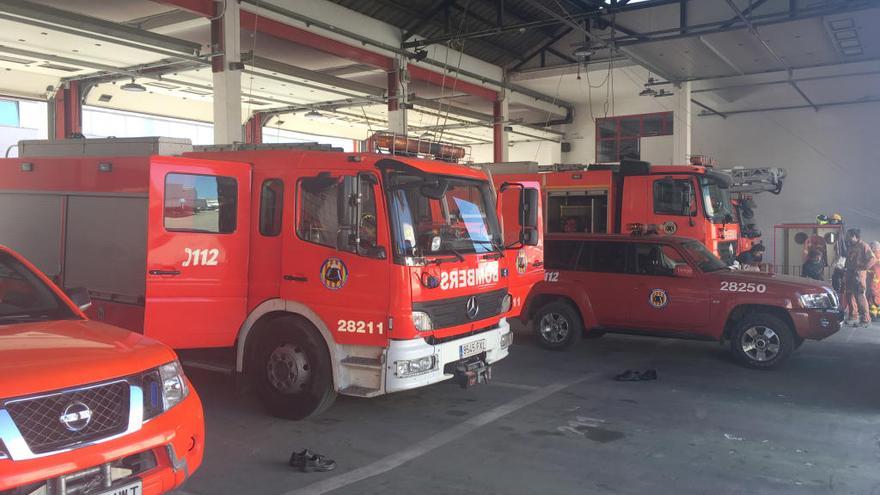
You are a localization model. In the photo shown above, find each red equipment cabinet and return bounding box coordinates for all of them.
[0,139,542,419]
[484,160,742,263]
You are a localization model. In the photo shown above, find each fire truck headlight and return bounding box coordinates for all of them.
[500,331,513,349]
[800,292,834,309]
[159,361,190,411]
[395,356,437,377]
[411,311,434,331]
[500,294,512,313]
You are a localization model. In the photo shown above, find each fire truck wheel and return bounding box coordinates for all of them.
[534,301,582,350]
[252,318,337,419]
[729,313,794,369]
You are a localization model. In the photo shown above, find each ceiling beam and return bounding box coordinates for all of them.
[698,97,880,117]
[0,0,202,55]
[402,0,457,41]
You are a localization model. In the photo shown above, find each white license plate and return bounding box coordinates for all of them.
[95,481,143,495]
[460,339,486,359]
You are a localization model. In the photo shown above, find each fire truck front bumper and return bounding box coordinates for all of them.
[385,318,513,393]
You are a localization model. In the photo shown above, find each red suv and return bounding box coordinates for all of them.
[526,234,843,368]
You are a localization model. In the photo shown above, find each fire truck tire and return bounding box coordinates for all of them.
[729,313,794,369]
[251,317,337,419]
[534,301,582,350]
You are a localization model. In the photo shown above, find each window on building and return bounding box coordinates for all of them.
[164,173,237,233]
[0,100,20,127]
[596,112,673,163]
[259,179,284,236]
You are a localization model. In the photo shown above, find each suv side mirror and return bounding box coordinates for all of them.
[673,264,695,278]
[66,287,92,311]
[337,176,358,252]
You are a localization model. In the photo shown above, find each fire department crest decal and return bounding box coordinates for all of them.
[662,221,678,235]
[516,249,528,275]
[319,258,349,290]
[648,288,669,309]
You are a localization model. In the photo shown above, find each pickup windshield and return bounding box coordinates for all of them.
[386,171,501,263]
[701,177,734,223]
[681,240,729,272]
[0,251,74,324]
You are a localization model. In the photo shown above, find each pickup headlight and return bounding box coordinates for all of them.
[143,360,190,420]
[800,292,834,309]
[412,311,434,331]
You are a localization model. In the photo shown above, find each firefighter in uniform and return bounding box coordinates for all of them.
[843,229,876,327]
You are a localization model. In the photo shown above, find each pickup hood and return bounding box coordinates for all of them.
[0,320,177,400]
[709,269,832,292]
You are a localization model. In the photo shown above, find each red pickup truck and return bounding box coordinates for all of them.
[0,245,204,494]
[525,234,843,368]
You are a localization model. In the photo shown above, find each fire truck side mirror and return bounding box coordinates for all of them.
[337,176,359,252]
[521,227,539,246]
[520,188,539,229]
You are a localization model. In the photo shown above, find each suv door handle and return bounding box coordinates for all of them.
[284,275,308,282]
[149,269,181,276]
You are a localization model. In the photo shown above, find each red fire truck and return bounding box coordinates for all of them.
[485,159,742,263]
[0,138,540,419]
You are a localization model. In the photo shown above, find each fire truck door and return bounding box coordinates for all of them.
[283,171,391,345]
[499,181,543,318]
[144,157,252,349]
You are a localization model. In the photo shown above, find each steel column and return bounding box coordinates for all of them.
[244,112,266,144]
[52,81,81,139]
[493,99,504,162]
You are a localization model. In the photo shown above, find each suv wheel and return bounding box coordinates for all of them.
[730,313,795,369]
[534,301,582,350]
[251,317,337,419]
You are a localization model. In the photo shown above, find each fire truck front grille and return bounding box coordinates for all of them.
[413,288,508,329]
[4,380,130,454]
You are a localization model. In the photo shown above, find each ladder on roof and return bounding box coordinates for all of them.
[721,167,786,194]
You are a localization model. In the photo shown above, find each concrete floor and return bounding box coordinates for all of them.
[175,323,880,495]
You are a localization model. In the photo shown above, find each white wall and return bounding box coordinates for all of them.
[469,140,561,165]
[0,99,47,157]
[693,102,880,249]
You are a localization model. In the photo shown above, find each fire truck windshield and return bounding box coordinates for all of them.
[700,177,734,223]
[0,251,74,323]
[387,171,501,263]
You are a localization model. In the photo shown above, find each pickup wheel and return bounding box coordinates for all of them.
[534,301,582,350]
[730,313,795,369]
[251,318,337,419]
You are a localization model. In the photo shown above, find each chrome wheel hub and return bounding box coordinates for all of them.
[741,326,781,362]
[267,344,311,393]
[539,313,570,343]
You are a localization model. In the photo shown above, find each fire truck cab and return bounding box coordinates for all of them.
[0,138,540,419]
[485,159,741,263]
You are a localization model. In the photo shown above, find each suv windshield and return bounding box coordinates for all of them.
[701,177,734,223]
[386,171,501,262]
[681,240,729,272]
[0,251,74,324]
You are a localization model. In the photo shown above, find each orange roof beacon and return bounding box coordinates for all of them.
[0,244,204,494]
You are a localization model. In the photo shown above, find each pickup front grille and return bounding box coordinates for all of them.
[4,380,130,454]
[413,288,507,329]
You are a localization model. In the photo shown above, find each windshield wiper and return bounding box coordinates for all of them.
[470,239,505,259]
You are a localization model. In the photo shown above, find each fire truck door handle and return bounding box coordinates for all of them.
[284,275,308,282]
[532,261,544,268]
[149,269,181,276]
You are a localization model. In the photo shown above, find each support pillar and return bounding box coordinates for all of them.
[387,56,408,136]
[51,81,82,139]
[672,81,692,164]
[493,89,509,162]
[244,112,266,144]
[212,0,242,144]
